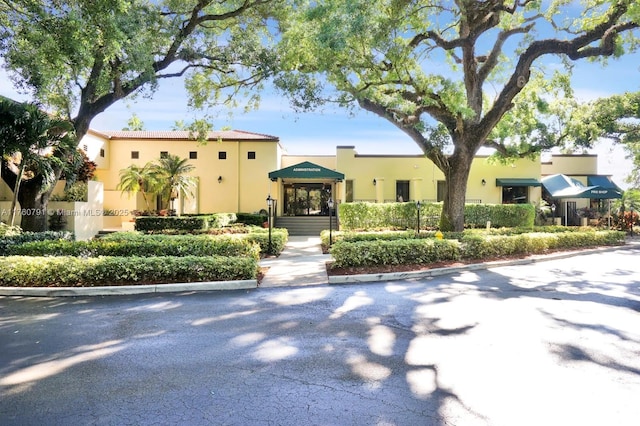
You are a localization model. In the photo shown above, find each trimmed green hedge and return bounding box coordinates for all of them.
[330,230,626,268]
[134,213,237,232]
[7,235,260,260]
[0,255,257,287]
[0,231,74,256]
[331,239,461,268]
[338,202,535,230]
[236,213,268,226]
[243,229,289,255]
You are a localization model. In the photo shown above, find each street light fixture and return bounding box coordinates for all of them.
[416,200,421,235]
[266,194,273,254]
[328,197,334,248]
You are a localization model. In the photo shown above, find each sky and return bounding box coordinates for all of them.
[1,39,638,189]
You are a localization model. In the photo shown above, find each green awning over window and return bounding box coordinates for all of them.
[495,178,541,187]
[268,161,344,181]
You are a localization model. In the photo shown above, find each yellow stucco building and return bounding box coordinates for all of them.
[75,129,620,227]
[2,128,618,233]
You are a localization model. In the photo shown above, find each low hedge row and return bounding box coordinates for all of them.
[0,255,257,287]
[0,231,74,256]
[330,230,626,268]
[101,229,289,256]
[134,213,237,232]
[331,239,461,267]
[7,235,260,259]
[337,202,536,230]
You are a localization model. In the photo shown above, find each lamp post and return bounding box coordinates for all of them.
[328,198,334,248]
[266,194,273,254]
[416,200,421,235]
[551,204,556,225]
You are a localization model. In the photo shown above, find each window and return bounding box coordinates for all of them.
[437,180,447,202]
[218,151,227,160]
[160,151,168,159]
[247,151,256,160]
[131,151,139,159]
[189,151,198,159]
[99,148,105,158]
[396,180,409,202]
[502,186,528,204]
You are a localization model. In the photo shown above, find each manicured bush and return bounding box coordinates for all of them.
[329,230,625,268]
[0,231,74,256]
[134,213,238,232]
[338,201,536,230]
[0,255,257,287]
[243,228,288,255]
[330,238,461,268]
[8,234,260,259]
[236,213,268,226]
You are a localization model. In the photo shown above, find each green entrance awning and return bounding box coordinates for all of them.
[541,174,622,199]
[495,178,541,187]
[269,161,344,181]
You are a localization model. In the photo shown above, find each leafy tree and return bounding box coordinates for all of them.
[0,96,77,230]
[122,114,146,131]
[564,92,640,187]
[276,0,640,231]
[0,0,281,141]
[153,154,197,212]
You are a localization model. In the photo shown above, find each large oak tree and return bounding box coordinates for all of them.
[276,0,640,231]
[1,0,280,230]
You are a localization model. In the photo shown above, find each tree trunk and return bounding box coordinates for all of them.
[439,149,474,232]
[9,163,25,226]
[16,177,51,232]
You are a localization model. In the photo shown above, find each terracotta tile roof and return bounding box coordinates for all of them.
[90,129,279,141]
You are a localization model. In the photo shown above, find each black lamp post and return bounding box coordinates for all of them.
[266,194,273,254]
[416,200,421,235]
[551,204,556,224]
[328,197,334,248]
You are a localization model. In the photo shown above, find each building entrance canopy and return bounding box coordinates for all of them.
[269,161,344,181]
[542,174,622,199]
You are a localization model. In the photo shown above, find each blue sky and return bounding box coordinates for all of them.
[1,47,638,188]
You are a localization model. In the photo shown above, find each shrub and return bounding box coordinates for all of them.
[134,213,238,232]
[0,255,257,287]
[8,234,260,259]
[236,213,268,226]
[338,201,535,230]
[0,223,22,237]
[0,231,73,256]
[243,228,288,255]
[330,238,461,268]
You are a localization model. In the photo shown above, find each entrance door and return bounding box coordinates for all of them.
[284,183,331,216]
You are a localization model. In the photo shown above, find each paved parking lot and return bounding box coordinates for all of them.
[1,246,639,425]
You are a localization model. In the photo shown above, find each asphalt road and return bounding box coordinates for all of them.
[1,246,640,426]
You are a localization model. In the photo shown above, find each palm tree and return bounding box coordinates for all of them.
[0,96,76,230]
[152,154,196,213]
[116,163,158,213]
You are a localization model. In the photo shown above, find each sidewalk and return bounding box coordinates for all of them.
[259,236,331,287]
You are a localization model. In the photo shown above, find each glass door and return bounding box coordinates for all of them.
[284,183,332,215]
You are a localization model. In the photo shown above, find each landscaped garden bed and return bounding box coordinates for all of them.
[0,218,287,287]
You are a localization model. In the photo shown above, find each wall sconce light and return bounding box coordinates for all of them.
[218,176,223,184]
[481,179,486,186]
[373,178,377,186]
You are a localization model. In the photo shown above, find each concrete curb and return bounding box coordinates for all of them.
[0,279,257,297]
[328,243,638,285]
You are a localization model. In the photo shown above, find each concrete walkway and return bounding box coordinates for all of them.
[259,236,332,287]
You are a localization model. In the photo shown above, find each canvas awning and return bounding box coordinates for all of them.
[495,178,541,187]
[541,174,622,199]
[268,161,344,181]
